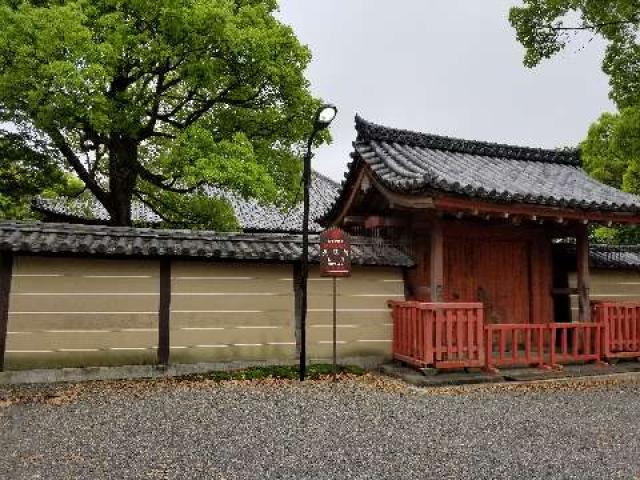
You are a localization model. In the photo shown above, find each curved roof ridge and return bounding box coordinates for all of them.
[354,115,581,166]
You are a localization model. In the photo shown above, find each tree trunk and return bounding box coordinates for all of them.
[107,138,138,226]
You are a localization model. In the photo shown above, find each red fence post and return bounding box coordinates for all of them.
[549,326,557,367]
[423,306,434,367]
[476,306,485,365]
[485,326,493,371]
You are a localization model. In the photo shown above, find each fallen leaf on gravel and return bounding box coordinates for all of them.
[417,374,640,397]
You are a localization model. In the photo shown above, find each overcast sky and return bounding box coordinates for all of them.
[278,0,615,182]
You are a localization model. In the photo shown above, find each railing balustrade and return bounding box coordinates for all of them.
[593,302,640,360]
[485,323,546,370]
[390,300,640,371]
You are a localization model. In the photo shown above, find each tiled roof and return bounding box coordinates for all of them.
[589,245,640,270]
[33,171,340,233]
[0,222,414,267]
[564,243,640,271]
[329,116,640,215]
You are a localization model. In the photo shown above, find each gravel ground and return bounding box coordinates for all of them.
[1,373,640,480]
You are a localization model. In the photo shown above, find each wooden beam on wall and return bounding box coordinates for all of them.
[430,220,444,302]
[434,195,640,225]
[158,258,171,366]
[0,253,13,372]
[575,227,591,323]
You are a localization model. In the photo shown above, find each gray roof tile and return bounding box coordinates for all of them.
[0,221,414,267]
[559,242,640,271]
[33,171,340,233]
[326,116,640,219]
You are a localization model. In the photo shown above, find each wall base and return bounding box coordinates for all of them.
[0,356,389,385]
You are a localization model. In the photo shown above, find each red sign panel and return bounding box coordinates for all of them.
[320,228,351,277]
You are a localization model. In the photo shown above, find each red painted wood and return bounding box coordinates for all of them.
[456,310,462,356]
[390,302,626,371]
[476,308,485,364]
[594,302,640,360]
[434,195,640,224]
[445,309,452,357]
[467,313,473,356]
[389,301,484,369]
[548,323,603,364]
[430,221,444,302]
[485,324,546,369]
[436,308,443,360]
[442,225,552,326]
[423,309,433,365]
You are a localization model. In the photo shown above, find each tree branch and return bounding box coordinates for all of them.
[134,162,204,193]
[155,82,263,130]
[45,128,111,207]
[549,19,638,32]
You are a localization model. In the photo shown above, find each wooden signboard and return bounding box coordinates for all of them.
[319,227,351,278]
[319,227,351,380]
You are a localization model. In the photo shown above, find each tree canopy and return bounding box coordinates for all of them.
[510,1,639,108]
[0,0,324,228]
[0,131,79,219]
[581,105,640,243]
[511,1,640,243]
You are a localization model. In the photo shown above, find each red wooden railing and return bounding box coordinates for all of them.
[485,324,546,370]
[548,322,603,366]
[433,302,485,369]
[390,301,431,368]
[388,301,484,369]
[593,302,640,360]
[390,301,640,371]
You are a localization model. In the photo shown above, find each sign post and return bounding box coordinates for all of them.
[319,228,351,380]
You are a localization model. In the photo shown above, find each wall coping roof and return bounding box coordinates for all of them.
[0,221,414,267]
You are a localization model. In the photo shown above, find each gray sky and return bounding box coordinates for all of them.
[278,0,615,182]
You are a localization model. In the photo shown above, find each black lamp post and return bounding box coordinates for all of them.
[299,103,338,381]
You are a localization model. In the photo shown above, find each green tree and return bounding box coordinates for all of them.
[510,1,640,243]
[0,132,76,219]
[0,0,323,228]
[581,105,640,243]
[510,1,639,108]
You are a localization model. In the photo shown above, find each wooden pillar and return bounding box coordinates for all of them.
[430,220,444,302]
[576,227,591,323]
[158,258,171,365]
[0,253,13,372]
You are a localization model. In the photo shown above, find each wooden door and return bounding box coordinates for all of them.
[444,238,477,302]
[444,238,530,324]
[476,241,530,324]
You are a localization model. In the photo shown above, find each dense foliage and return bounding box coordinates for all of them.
[511,1,640,243]
[0,0,324,228]
[0,132,81,219]
[510,1,639,108]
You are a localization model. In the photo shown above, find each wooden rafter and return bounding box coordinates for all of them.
[434,196,640,225]
[331,168,367,227]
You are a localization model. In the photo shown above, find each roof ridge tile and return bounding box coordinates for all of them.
[355,114,581,166]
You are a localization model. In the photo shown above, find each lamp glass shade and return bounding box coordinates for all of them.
[316,105,337,126]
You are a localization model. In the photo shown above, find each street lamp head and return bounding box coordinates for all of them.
[314,104,338,129]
